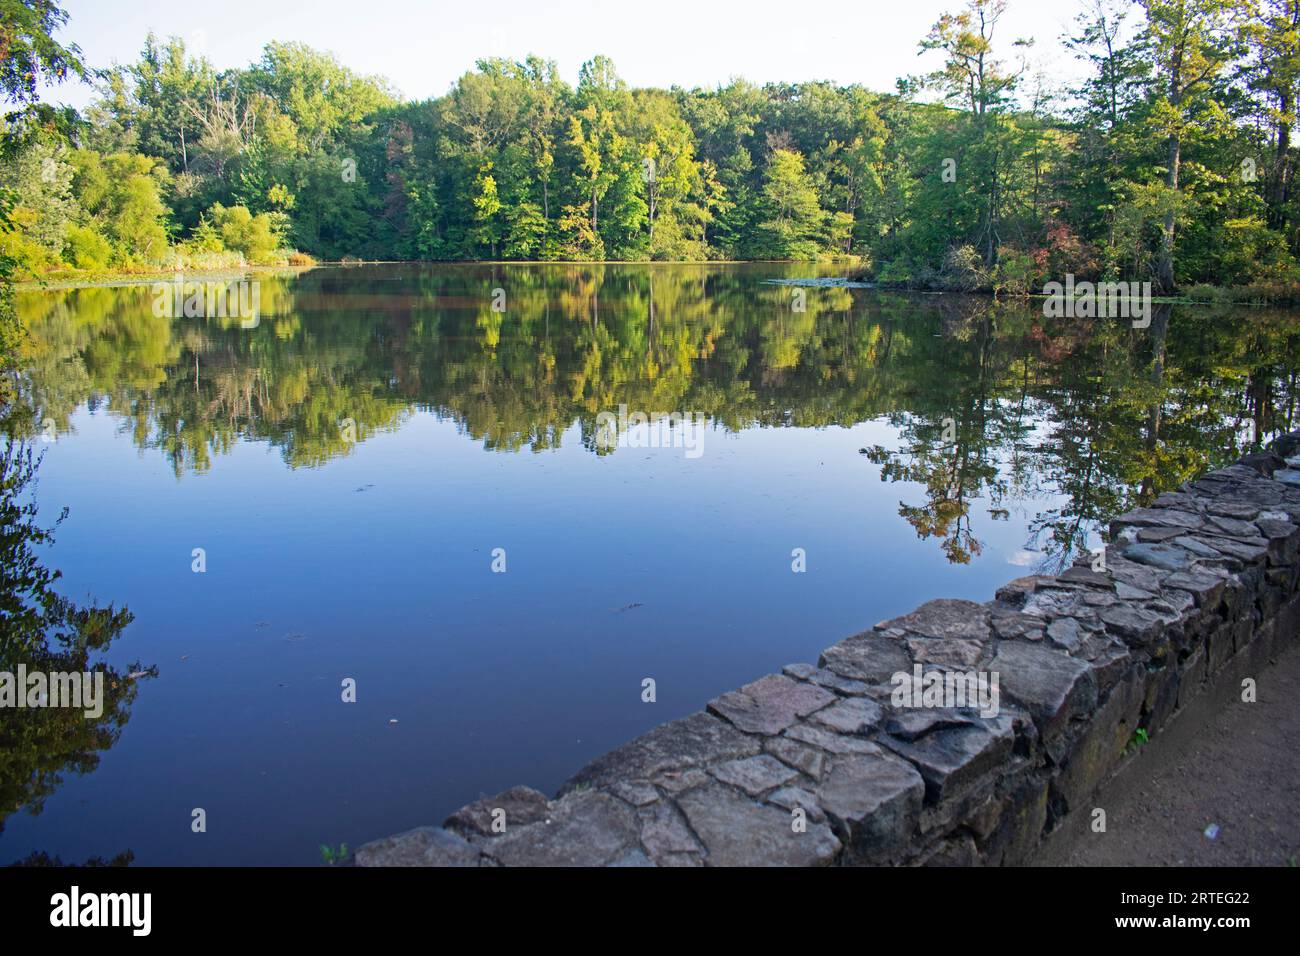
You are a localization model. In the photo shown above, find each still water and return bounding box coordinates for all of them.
[2,263,1297,864]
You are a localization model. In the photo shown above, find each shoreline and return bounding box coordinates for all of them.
[11,261,1294,307]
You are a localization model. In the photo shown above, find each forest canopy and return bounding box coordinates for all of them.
[2,0,1298,293]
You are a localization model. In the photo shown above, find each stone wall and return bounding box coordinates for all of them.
[354,436,1300,867]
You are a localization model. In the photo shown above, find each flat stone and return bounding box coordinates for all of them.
[764,736,828,780]
[1272,469,1300,486]
[1137,525,1186,543]
[656,768,709,793]
[1155,588,1194,616]
[1206,500,1262,520]
[812,696,884,735]
[676,782,841,866]
[1099,603,1166,644]
[1118,541,1193,571]
[1114,581,1154,600]
[444,785,550,837]
[1206,514,1264,538]
[710,754,800,796]
[1110,507,1203,537]
[995,576,1054,606]
[1234,481,1286,504]
[708,674,835,735]
[1079,636,1134,694]
[609,780,660,807]
[1255,516,1299,541]
[1188,477,1241,498]
[1188,534,1269,565]
[1151,491,1204,512]
[1058,566,1113,588]
[565,711,759,792]
[989,641,1097,739]
[1021,588,1098,622]
[784,722,885,755]
[814,752,925,862]
[882,708,975,740]
[1171,535,1224,559]
[637,800,703,859]
[988,607,1047,641]
[1254,517,1300,564]
[1105,557,1168,593]
[880,717,1014,803]
[906,637,986,667]
[486,791,641,867]
[1212,464,1266,481]
[354,826,482,867]
[782,662,871,695]
[874,598,990,642]
[1163,568,1227,608]
[820,632,913,682]
[1046,617,1084,652]
[766,786,826,823]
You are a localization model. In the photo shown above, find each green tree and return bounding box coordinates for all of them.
[756,149,824,258]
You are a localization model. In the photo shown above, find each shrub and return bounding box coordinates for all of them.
[64,224,112,272]
[208,203,282,263]
[940,245,988,292]
[993,247,1036,296]
[875,258,916,287]
[0,207,58,277]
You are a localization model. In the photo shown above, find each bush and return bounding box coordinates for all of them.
[875,258,917,287]
[940,245,988,292]
[0,206,59,277]
[185,218,225,254]
[64,224,112,272]
[993,247,1036,296]
[208,203,282,263]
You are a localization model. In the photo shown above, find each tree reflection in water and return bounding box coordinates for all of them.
[12,264,1300,575]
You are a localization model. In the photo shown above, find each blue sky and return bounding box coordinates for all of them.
[45,0,1094,108]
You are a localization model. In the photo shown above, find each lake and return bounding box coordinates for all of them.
[2,262,1297,865]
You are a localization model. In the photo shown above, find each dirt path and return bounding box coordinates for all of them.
[1039,642,1300,867]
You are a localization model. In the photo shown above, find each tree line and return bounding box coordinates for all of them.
[3,0,1300,293]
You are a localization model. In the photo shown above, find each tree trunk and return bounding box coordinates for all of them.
[1157,132,1180,294]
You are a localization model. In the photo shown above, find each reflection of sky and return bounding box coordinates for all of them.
[4,400,1064,864]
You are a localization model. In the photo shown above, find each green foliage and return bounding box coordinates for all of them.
[1126,727,1151,754]
[69,150,170,267]
[319,842,349,865]
[63,223,111,271]
[0,0,85,151]
[208,203,282,263]
[2,0,1298,285]
[755,149,825,259]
